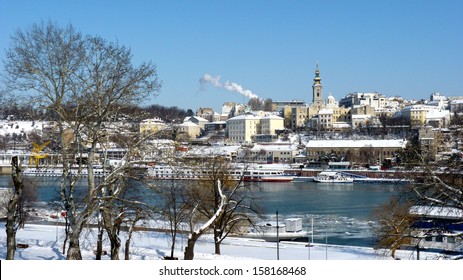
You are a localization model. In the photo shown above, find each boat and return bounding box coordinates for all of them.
[147,164,293,182]
[147,165,245,181]
[313,171,354,183]
[243,218,307,242]
[22,166,110,177]
[242,169,293,182]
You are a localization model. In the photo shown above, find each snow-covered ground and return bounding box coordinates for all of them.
[0,219,455,261]
[1,220,461,279]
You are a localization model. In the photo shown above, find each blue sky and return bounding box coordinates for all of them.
[1,0,462,112]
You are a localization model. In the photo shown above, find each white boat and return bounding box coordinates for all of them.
[244,218,307,242]
[147,164,293,182]
[242,169,293,182]
[313,171,354,183]
[22,166,110,177]
[147,165,246,181]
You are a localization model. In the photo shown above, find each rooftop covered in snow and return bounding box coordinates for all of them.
[306,139,407,149]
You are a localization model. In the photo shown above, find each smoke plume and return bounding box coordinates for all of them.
[199,73,258,99]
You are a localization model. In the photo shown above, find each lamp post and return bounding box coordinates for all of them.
[276,210,279,260]
[307,217,313,260]
[325,225,328,260]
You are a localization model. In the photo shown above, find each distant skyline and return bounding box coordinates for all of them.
[1,0,462,112]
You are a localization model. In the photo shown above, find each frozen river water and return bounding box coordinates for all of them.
[253,181,398,247]
[0,175,399,247]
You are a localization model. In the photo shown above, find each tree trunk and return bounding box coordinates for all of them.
[95,226,104,260]
[66,218,87,260]
[102,209,123,260]
[62,217,69,254]
[170,231,177,259]
[108,234,121,260]
[214,230,221,255]
[184,235,198,260]
[125,239,130,260]
[214,240,221,255]
[6,156,24,260]
[67,234,83,260]
[5,220,17,260]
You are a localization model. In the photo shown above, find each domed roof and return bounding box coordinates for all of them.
[326,94,336,108]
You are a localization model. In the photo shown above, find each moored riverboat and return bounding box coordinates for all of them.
[313,171,354,183]
[22,165,110,177]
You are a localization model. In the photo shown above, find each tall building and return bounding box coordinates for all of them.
[226,112,284,144]
[312,64,323,106]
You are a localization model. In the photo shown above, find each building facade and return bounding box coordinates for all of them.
[226,113,261,143]
[305,139,407,164]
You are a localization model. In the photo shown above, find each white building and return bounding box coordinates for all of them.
[226,112,285,144]
[177,121,200,139]
[449,99,463,113]
[226,113,261,143]
[426,110,450,128]
[400,105,449,127]
[139,118,166,135]
[317,108,333,129]
[260,115,284,135]
[351,114,372,129]
[184,116,209,131]
[305,139,407,163]
[339,92,386,110]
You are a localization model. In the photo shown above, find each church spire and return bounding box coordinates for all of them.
[314,63,321,84]
[312,64,323,105]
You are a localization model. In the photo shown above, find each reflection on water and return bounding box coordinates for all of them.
[0,175,400,247]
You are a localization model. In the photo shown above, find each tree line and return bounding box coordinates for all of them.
[0,101,190,124]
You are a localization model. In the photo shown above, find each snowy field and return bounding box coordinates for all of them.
[1,221,460,279]
[0,207,453,261]
[0,223,387,261]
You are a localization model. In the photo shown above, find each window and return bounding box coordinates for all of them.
[447,236,456,243]
[435,236,444,242]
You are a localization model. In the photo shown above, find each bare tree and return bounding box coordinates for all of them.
[183,179,227,260]
[263,98,273,112]
[2,21,160,259]
[192,156,258,255]
[247,97,263,111]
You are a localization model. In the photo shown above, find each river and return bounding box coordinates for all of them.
[0,175,399,247]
